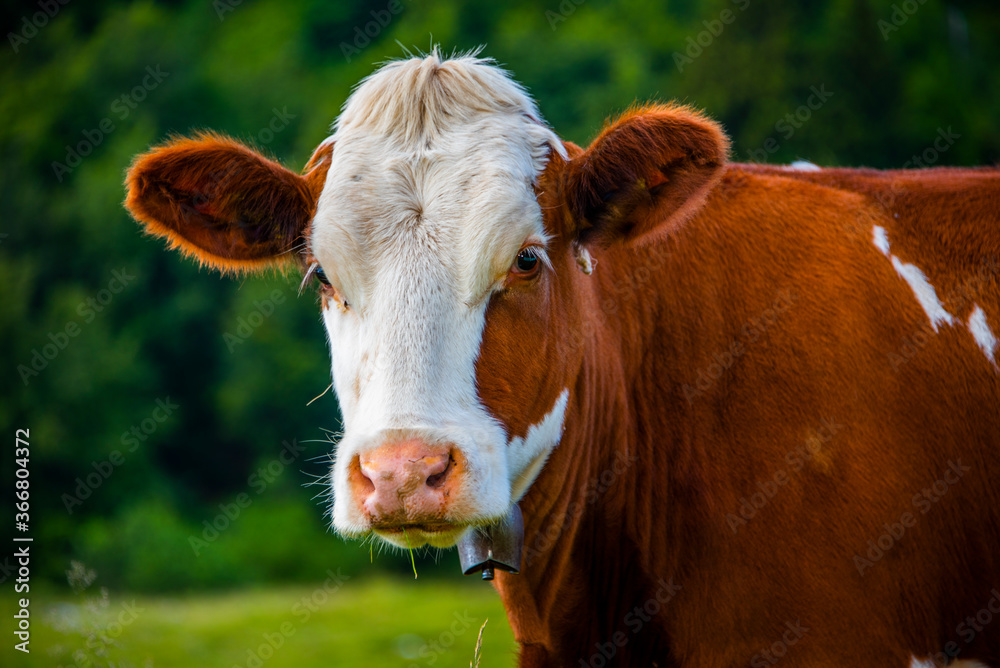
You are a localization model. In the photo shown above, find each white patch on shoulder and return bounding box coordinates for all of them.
[508,389,570,502]
[788,160,821,172]
[872,225,955,332]
[872,225,891,256]
[873,227,998,371]
[890,256,956,332]
[967,304,999,368]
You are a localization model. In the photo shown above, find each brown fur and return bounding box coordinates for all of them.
[124,104,1000,667]
[480,111,1000,666]
[124,133,331,272]
[564,104,730,246]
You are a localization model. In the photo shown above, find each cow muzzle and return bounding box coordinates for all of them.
[348,439,467,546]
[345,436,526,578]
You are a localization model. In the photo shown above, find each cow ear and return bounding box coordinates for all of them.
[564,104,729,247]
[124,133,333,273]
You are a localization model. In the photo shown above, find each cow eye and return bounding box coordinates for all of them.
[314,266,332,287]
[513,248,540,275]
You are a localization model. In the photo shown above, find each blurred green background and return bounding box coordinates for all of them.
[3,0,999,665]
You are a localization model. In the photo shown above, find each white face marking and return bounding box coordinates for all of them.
[908,657,936,668]
[509,389,569,502]
[946,662,991,668]
[906,657,990,668]
[309,54,568,540]
[787,160,821,172]
[872,225,955,332]
[967,304,999,369]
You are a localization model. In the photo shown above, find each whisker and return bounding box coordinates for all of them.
[306,382,333,405]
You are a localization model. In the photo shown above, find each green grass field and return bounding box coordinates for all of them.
[2,576,517,667]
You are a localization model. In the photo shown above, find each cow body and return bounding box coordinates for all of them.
[124,53,1000,667]
[500,163,1000,666]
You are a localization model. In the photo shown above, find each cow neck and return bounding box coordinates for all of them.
[494,240,679,658]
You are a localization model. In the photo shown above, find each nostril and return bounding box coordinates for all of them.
[426,453,454,489]
[352,456,375,496]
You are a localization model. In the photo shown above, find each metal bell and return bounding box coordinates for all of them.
[456,505,524,581]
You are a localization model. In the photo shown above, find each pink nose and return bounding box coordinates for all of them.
[350,440,458,526]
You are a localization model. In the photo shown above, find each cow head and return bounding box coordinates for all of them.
[125,54,727,552]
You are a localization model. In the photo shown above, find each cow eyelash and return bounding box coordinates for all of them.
[314,266,332,287]
[512,244,551,274]
[302,261,351,311]
[300,262,332,292]
[300,263,318,295]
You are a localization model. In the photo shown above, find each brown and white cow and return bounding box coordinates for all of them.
[125,53,1000,667]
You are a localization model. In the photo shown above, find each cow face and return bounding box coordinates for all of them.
[125,54,727,550]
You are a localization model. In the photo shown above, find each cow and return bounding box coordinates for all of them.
[124,52,1000,667]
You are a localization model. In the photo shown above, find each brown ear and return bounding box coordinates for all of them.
[124,133,333,273]
[564,104,729,246]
